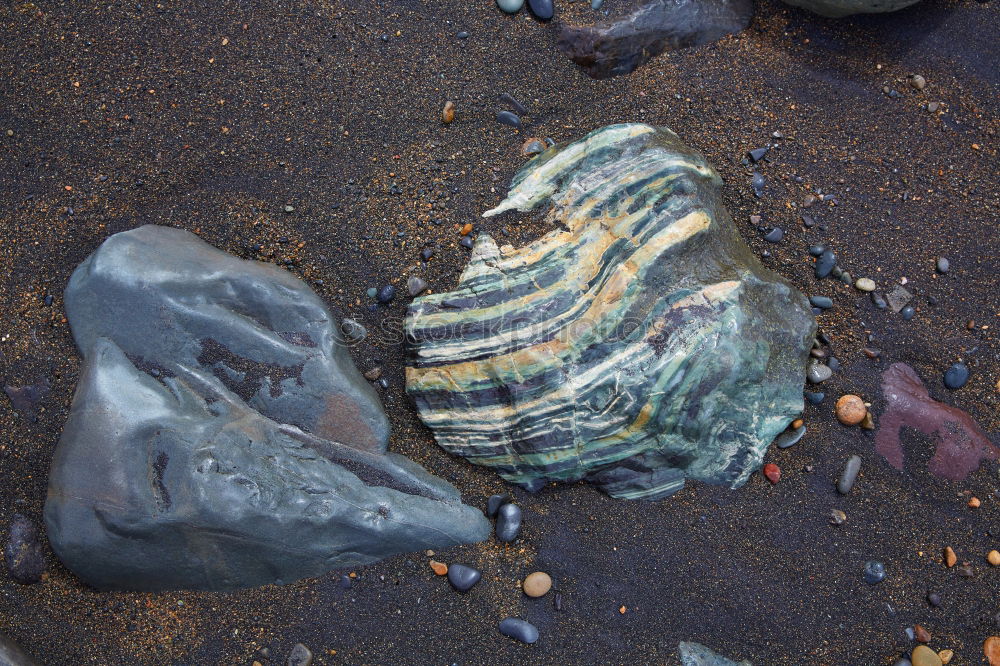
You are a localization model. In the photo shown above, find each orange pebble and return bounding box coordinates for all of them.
[429,560,448,576]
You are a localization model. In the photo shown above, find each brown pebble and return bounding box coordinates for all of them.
[835,394,867,426]
[791,418,804,429]
[985,636,1000,665]
[429,560,448,576]
[968,496,981,508]
[943,546,957,567]
[441,101,455,124]
[914,624,931,643]
[363,367,382,381]
[989,550,1000,567]
[938,649,953,665]
[863,347,881,359]
[460,223,473,236]
[522,571,552,598]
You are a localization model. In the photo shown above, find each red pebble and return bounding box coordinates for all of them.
[763,463,781,484]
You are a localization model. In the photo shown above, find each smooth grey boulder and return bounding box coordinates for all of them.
[45,226,490,591]
[781,0,919,17]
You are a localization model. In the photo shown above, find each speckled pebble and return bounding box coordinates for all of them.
[807,363,832,384]
[855,277,876,292]
[863,560,886,584]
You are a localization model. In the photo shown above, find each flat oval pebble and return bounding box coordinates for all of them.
[447,563,482,592]
[943,363,969,389]
[497,0,524,12]
[496,503,522,542]
[775,425,806,448]
[863,560,886,584]
[522,571,552,597]
[911,645,942,666]
[855,277,876,292]
[809,295,833,309]
[837,454,862,494]
[807,363,833,384]
[527,0,554,20]
[496,111,522,130]
[835,395,867,426]
[499,618,539,644]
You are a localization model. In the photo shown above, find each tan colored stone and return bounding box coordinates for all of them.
[938,649,953,664]
[969,496,982,508]
[911,645,942,666]
[985,636,1000,666]
[988,550,1000,567]
[441,101,455,124]
[523,571,552,598]
[835,395,867,426]
[944,546,957,568]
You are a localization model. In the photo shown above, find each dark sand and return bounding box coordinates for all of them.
[1,0,998,663]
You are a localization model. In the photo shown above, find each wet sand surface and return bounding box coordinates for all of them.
[0,0,998,663]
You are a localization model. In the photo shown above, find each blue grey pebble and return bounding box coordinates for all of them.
[496,111,522,130]
[340,574,352,589]
[815,250,836,279]
[763,227,784,243]
[591,0,604,7]
[447,564,482,592]
[527,0,554,19]
[497,0,525,12]
[456,31,469,39]
[748,147,769,163]
[775,425,806,449]
[377,285,396,304]
[838,455,862,495]
[936,257,949,273]
[366,287,378,299]
[460,236,474,249]
[892,660,911,666]
[900,305,915,320]
[827,356,841,372]
[809,295,833,309]
[805,391,825,405]
[752,172,765,197]
[499,618,539,644]
[496,503,522,542]
[871,292,888,309]
[808,245,825,257]
[487,493,510,518]
[863,560,886,584]
[943,362,969,389]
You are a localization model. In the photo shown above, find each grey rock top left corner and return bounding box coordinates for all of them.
[44,224,490,592]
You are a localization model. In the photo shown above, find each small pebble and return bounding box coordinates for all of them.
[988,550,1000,566]
[287,643,313,666]
[864,560,886,584]
[407,276,428,297]
[496,503,522,542]
[943,546,957,568]
[938,649,953,665]
[809,295,833,309]
[911,645,941,666]
[447,563,482,592]
[441,101,455,124]
[522,138,546,156]
[871,292,888,309]
[927,591,941,607]
[837,455,862,494]
[527,0,554,20]
[893,660,912,666]
[499,618,539,644]
[497,0,525,12]
[377,285,396,304]
[460,236,474,249]
[936,257,949,273]
[987,637,1000,666]
[927,101,940,112]
[910,74,927,90]
[805,391,825,405]
[420,247,434,261]
[429,560,448,576]
[4,513,45,584]
[901,305,916,320]
[763,463,781,484]
[808,245,826,257]
[499,93,528,116]
[968,496,981,508]
[340,318,367,343]
[860,411,875,430]
[366,287,378,299]
[815,249,837,279]
[914,624,931,643]
[522,571,552,597]
[943,363,969,390]
[748,147,769,163]
[487,494,510,517]
[456,31,469,39]
[807,363,832,384]
[830,509,847,525]
[363,367,382,381]
[496,111,522,130]
[283,205,295,214]
[763,227,783,243]
[855,277,876,292]
[775,425,806,449]
[592,0,605,7]
[835,395,867,426]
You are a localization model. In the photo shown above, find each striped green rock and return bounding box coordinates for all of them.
[405,124,815,500]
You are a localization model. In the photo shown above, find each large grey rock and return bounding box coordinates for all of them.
[405,125,816,500]
[45,226,490,591]
[781,0,919,17]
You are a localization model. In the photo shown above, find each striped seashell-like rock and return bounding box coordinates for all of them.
[405,124,815,500]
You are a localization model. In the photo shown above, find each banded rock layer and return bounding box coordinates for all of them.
[45,226,489,591]
[406,124,815,500]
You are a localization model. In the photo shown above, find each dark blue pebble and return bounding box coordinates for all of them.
[752,172,765,197]
[763,227,784,243]
[805,392,825,405]
[811,308,823,316]
[900,305,915,320]
[943,362,969,389]
[340,574,352,589]
[496,503,522,542]
[527,0,554,19]
[871,292,888,309]
[500,93,528,116]
[496,110,522,129]
[748,147,769,163]
[815,250,836,279]
[827,357,841,372]
[420,247,434,261]
[801,214,815,228]
[460,236,474,249]
[809,296,833,309]
[499,618,539,644]
[864,560,886,584]
[377,285,396,304]
[808,245,825,257]
[456,31,469,39]
[487,493,510,517]
[447,564,482,592]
